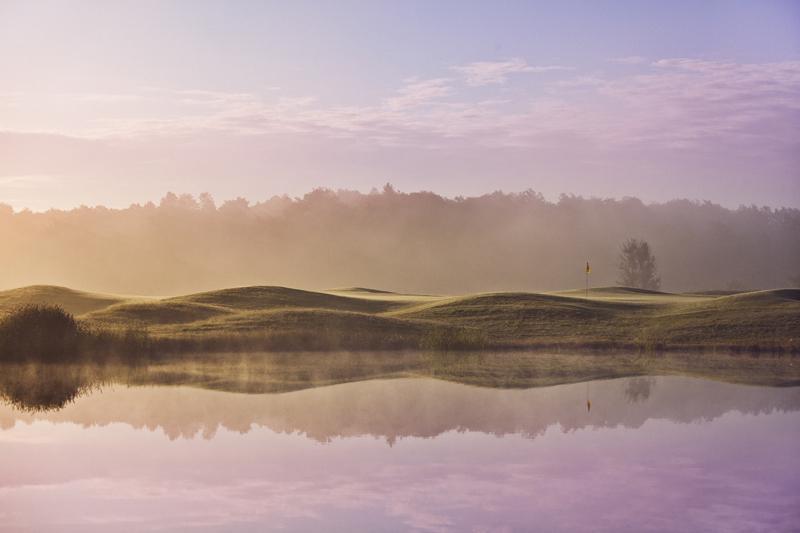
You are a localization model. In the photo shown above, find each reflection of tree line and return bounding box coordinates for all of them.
[624,377,656,403]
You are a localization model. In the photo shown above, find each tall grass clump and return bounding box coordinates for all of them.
[0,305,84,362]
[0,305,155,362]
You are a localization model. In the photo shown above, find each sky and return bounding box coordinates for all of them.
[1,0,799,211]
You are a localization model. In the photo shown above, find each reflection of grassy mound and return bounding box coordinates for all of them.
[3,351,799,415]
[0,285,125,316]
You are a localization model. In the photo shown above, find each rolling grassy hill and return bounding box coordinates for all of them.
[0,285,129,316]
[2,284,798,353]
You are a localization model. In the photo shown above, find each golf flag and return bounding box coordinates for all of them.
[585,261,591,274]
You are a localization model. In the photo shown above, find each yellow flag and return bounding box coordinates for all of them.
[585,261,591,274]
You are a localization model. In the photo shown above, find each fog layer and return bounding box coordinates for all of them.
[1,187,797,295]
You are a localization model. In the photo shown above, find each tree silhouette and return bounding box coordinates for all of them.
[618,238,661,290]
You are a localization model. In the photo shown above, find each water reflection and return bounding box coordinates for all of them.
[624,376,655,403]
[1,361,799,532]
[1,350,797,413]
[2,375,799,443]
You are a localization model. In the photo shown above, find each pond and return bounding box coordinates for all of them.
[1,367,798,532]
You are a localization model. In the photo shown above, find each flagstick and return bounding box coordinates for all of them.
[585,260,590,298]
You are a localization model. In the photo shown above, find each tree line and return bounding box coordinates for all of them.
[0,186,797,294]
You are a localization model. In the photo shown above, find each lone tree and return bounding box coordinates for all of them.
[617,238,661,290]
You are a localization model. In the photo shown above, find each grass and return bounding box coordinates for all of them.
[388,288,800,352]
[0,285,129,316]
[1,284,798,354]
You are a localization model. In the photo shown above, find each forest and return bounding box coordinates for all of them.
[1,186,797,295]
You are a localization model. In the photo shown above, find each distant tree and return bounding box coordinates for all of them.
[618,238,661,290]
[198,192,216,211]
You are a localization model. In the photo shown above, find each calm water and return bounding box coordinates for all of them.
[1,375,799,532]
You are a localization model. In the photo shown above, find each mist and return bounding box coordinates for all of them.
[1,186,797,296]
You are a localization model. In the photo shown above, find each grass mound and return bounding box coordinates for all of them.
[84,301,233,327]
[685,290,749,296]
[631,289,800,350]
[2,284,797,356]
[147,308,484,352]
[566,286,670,296]
[334,287,397,294]
[394,292,630,321]
[390,292,634,347]
[713,288,800,304]
[552,286,701,303]
[664,289,800,315]
[0,285,125,316]
[168,285,400,313]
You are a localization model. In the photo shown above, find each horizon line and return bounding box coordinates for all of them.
[2,185,797,214]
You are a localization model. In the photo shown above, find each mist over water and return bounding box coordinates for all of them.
[1,188,797,295]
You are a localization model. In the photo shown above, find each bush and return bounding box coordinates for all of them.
[0,305,84,362]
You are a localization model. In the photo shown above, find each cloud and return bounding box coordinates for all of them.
[6,58,798,153]
[593,59,800,149]
[1,57,798,207]
[452,58,570,86]
[385,78,452,109]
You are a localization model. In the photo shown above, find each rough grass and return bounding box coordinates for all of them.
[3,284,799,354]
[390,287,800,352]
[150,309,444,352]
[636,289,800,351]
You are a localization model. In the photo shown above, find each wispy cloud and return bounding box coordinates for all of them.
[385,78,452,109]
[3,57,799,161]
[452,58,571,86]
